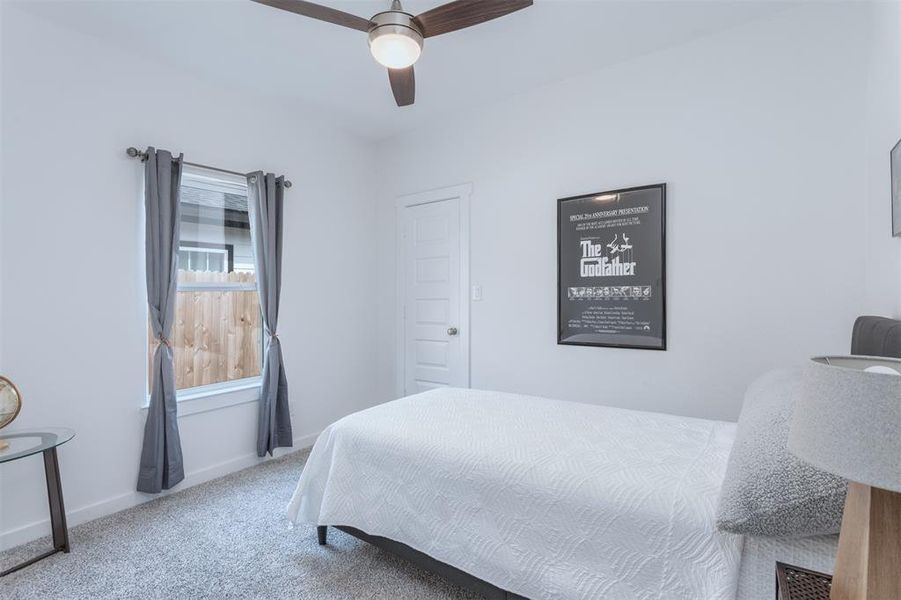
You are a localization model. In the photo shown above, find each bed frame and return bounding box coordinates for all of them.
[317,525,527,599]
[315,315,901,600]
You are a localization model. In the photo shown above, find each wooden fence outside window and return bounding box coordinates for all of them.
[149,271,262,391]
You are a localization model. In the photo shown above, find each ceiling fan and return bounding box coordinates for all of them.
[251,0,533,107]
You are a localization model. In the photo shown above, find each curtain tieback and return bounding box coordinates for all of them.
[269,332,279,340]
[155,335,172,348]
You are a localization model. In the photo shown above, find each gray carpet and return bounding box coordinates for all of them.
[0,449,480,599]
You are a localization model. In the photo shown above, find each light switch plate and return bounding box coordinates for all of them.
[471,285,483,301]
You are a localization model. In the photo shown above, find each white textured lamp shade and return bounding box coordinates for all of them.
[788,356,901,492]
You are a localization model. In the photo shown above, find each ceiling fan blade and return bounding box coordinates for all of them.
[413,0,532,38]
[251,0,371,32]
[388,67,415,107]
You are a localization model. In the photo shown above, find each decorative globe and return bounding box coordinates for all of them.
[0,377,22,430]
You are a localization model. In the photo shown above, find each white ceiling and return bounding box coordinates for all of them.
[16,0,790,140]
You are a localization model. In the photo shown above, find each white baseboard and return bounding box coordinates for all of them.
[0,431,320,551]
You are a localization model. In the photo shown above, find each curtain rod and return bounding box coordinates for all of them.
[126,147,293,188]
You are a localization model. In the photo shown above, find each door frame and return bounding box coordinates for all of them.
[395,183,472,398]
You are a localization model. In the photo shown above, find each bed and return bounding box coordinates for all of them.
[287,316,900,599]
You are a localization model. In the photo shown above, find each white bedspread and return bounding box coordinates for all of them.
[288,388,742,600]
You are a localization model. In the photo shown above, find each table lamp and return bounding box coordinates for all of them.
[788,356,901,600]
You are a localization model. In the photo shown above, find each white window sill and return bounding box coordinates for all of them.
[142,378,261,417]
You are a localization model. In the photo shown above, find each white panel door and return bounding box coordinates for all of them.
[401,197,465,395]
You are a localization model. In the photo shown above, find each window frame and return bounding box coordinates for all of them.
[143,165,262,413]
[178,241,234,273]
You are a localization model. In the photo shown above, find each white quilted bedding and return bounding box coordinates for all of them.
[288,388,743,600]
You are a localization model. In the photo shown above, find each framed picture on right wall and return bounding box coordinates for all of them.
[893,138,901,236]
[557,184,666,350]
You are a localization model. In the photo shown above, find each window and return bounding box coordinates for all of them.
[148,165,262,397]
[178,242,232,273]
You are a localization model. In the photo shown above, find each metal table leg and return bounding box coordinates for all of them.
[44,447,69,554]
[0,448,70,576]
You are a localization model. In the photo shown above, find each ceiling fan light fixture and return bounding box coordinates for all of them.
[368,11,423,70]
[369,27,422,69]
[251,0,535,107]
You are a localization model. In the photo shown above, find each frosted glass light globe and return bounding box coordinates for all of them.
[369,27,422,69]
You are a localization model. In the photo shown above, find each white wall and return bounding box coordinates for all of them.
[375,4,876,421]
[863,1,901,316]
[0,6,379,548]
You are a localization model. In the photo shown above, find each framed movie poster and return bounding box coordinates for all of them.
[557,184,666,350]
[892,138,901,236]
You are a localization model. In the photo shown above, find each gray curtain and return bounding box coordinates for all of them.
[247,172,292,457]
[137,148,185,493]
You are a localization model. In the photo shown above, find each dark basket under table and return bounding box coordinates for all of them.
[776,562,832,600]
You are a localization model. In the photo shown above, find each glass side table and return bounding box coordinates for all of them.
[0,428,75,576]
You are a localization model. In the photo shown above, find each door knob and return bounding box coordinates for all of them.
[447,327,458,336]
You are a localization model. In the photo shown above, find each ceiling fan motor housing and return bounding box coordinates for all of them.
[368,10,424,56]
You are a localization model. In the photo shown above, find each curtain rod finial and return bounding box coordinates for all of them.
[126,146,148,160]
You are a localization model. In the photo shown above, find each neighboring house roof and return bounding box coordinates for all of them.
[181,185,248,213]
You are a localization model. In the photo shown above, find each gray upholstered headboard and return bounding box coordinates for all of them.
[851,316,901,358]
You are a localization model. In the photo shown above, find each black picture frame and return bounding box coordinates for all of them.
[557,183,666,350]
[892,138,901,237]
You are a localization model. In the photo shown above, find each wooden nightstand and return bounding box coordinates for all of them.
[776,562,832,600]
